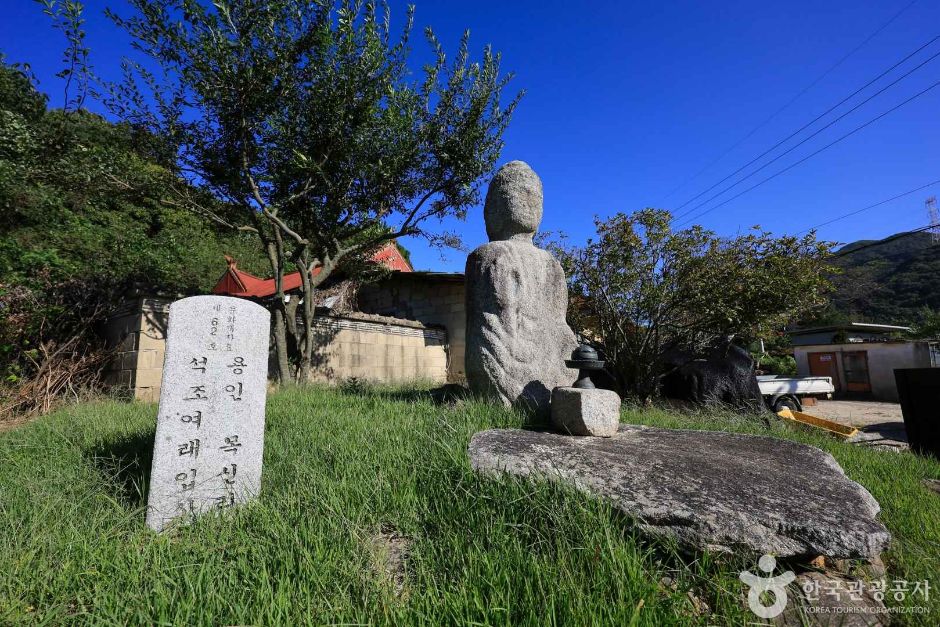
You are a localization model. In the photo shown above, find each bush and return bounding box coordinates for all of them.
[756,354,797,377]
[557,209,833,400]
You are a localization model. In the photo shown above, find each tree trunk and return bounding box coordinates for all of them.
[272,307,291,383]
[294,253,320,383]
[296,300,312,383]
[258,227,293,383]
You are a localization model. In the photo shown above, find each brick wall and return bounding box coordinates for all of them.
[357,274,465,382]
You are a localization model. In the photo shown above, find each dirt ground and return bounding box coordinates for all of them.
[807,399,908,450]
[809,399,904,428]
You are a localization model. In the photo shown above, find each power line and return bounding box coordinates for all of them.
[834,223,936,258]
[678,80,940,226]
[672,47,940,222]
[675,79,940,227]
[794,178,940,235]
[658,0,919,204]
[672,35,940,218]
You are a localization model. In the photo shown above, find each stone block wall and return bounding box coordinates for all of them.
[102,298,450,399]
[307,314,448,384]
[102,298,170,402]
[357,273,466,382]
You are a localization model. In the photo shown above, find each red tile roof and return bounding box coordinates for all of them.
[371,243,413,273]
[212,242,412,298]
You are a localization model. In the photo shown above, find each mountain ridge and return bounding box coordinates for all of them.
[828,230,939,325]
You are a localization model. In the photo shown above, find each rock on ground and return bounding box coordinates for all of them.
[468,425,889,559]
[660,342,766,412]
[550,387,621,437]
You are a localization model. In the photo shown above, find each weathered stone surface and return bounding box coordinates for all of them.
[465,161,577,415]
[482,160,544,241]
[146,295,270,532]
[468,425,890,559]
[551,387,621,437]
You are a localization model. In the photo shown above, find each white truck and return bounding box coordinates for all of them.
[756,375,835,413]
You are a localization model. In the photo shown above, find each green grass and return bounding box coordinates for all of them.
[0,386,937,625]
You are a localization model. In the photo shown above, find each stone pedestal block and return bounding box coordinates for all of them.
[550,387,621,437]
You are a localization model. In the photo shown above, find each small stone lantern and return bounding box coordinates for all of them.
[550,344,622,438]
[565,344,606,389]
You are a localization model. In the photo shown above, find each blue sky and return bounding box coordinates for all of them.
[3,0,938,272]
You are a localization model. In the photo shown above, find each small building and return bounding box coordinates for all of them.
[104,244,469,400]
[212,245,467,383]
[791,322,940,401]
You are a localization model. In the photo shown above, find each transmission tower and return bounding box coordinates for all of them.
[928,196,940,243]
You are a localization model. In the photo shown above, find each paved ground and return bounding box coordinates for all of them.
[808,400,908,451]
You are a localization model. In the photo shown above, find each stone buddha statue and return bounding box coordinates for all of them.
[465,161,578,416]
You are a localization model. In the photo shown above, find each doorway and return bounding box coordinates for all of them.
[842,350,872,394]
[808,352,841,392]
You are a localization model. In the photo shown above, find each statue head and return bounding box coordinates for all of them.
[483,160,543,242]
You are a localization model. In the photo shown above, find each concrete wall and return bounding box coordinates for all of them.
[357,274,466,382]
[102,298,170,402]
[794,342,934,402]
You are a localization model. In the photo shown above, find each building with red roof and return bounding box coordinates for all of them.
[104,240,468,402]
[212,241,412,298]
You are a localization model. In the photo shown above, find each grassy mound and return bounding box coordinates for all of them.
[0,386,937,625]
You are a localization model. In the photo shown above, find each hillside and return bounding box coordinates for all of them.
[829,231,940,325]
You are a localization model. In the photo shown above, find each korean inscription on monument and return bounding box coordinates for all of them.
[145,295,270,532]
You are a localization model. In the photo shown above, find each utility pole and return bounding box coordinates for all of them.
[927,196,940,243]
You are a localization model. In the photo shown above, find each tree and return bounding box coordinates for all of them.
[0,61,267,416]
[105,0,521,382]
[909,306,940,340]
[558,209,834,401]
[0,63,266,295]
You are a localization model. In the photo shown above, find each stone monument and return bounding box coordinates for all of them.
[465,160,578,415]
[145,295,270,532]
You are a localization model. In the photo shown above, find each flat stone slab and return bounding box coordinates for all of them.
[469,425,890,559]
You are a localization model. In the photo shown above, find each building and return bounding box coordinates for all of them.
[356,271,466,380]
[791,322,940,402]
[104,244,468,400]
[211,242,414,298]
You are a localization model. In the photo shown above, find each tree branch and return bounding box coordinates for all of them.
[241,147,309,246]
